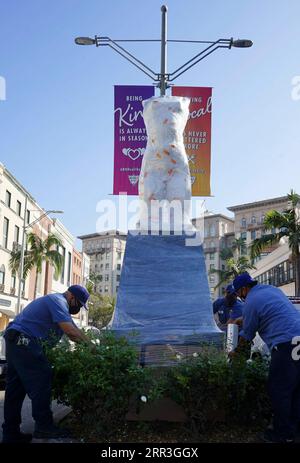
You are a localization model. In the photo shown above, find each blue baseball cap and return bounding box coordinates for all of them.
[226,284,236,295]
[233,272,257,291]
[68,285,90,309]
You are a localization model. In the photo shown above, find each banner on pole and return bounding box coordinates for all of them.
[172,86,212,196]
[113,85,155,195]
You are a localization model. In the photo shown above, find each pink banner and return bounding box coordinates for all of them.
[113,85,155,195]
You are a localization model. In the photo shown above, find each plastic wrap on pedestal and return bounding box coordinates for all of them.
[109,230,223,347]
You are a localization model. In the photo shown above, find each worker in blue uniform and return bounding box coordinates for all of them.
[232,272,300,443]
[1,285,90,443]
[213,284,244,331]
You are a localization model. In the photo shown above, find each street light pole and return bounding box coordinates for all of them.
[16,208,64,315]
[16,196,28,314]
[74,5,252,92]
[160,5,168,96]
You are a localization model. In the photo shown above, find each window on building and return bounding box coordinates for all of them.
[117,252,122,260]
[209,274,215,283]
[241,232,247,240]
[251,230,256,240]
[210,241,215,249]
[14,225,20,244]
[117,264,121,271]
[5,190,11,208]
[60,246,66,284]
[0,265,5,286]
[222,264,225,271]
[261,214,265,224]
[26,210,30,225]
[106,253,110,260]
[17,200,22,216]
[100,264,103,270]
[67,252,72,286]
[117,275,120,282]
[11,274,16,290]
[105,263,109,270]
[210,264,215,271]
[3,217,9,249]
[251,216,256,224]
[209,253,215,260]
[105,274,109,281]
[210,224,216,237]
[104,286,108,293]
[116,285,119,292]
[241,218,246,228]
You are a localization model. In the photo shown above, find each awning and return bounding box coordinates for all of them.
[0,308,15,318]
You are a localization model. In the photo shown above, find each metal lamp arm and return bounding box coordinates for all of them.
[25,211,52,230]
[169,44,230,82]
[96,36,158,80]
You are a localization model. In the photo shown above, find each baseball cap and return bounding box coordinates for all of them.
[226,284,236,295]
[232,272,257,291]
[68,285,90,309]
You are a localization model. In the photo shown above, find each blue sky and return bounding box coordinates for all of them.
[1,0,300,244]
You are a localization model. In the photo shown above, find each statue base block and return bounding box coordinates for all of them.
[110,230,223,363]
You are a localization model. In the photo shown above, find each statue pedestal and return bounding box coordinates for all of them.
[110,230,223,364]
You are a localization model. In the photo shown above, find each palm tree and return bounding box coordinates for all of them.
[210,255,256,288]
[251,190,300,296]
[9,232,63,298]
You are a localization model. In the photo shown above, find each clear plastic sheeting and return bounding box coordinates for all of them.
[109,231,223,352]
[139,96,192,230]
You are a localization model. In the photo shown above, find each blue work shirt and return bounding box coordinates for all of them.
[240,284,300,350]
[213,297,244,324]
[6,293,73,345]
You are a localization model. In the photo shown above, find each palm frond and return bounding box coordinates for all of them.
[250,232,283,259]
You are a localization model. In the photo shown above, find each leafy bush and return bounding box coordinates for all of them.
[46,337,271,438]
[163,347,271,433]
[46,332,159,438]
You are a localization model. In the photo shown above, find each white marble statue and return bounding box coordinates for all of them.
[139,96,192,230]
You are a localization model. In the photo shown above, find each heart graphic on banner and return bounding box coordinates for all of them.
[122,148,145,161]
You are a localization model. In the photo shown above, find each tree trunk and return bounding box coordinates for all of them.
[34,268,39,300]
[293,250,300,297]
[44,261,49,295]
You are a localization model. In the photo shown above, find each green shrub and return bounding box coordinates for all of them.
[46,337,271,438]
[163,347,271,433]
[46,332,159,438]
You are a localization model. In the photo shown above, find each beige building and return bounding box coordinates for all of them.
[78,230,127,297]
[0,163,89,329]
[227,195,294,296]
[192,213,235,299]
[227,196,288,253]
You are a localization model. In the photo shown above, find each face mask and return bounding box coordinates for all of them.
[69,301,82,315]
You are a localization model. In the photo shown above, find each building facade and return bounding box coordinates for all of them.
[0,163,88,329]
[192,213,235,299]
[227,195,294,296]
[78,231,127,298]
[227,196,288,253]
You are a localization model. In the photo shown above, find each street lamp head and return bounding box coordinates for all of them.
[49,210,64,214]
[75,37,96,46]
[232,39,253,48]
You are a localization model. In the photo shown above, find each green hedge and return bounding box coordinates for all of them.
[46,333,271,437]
